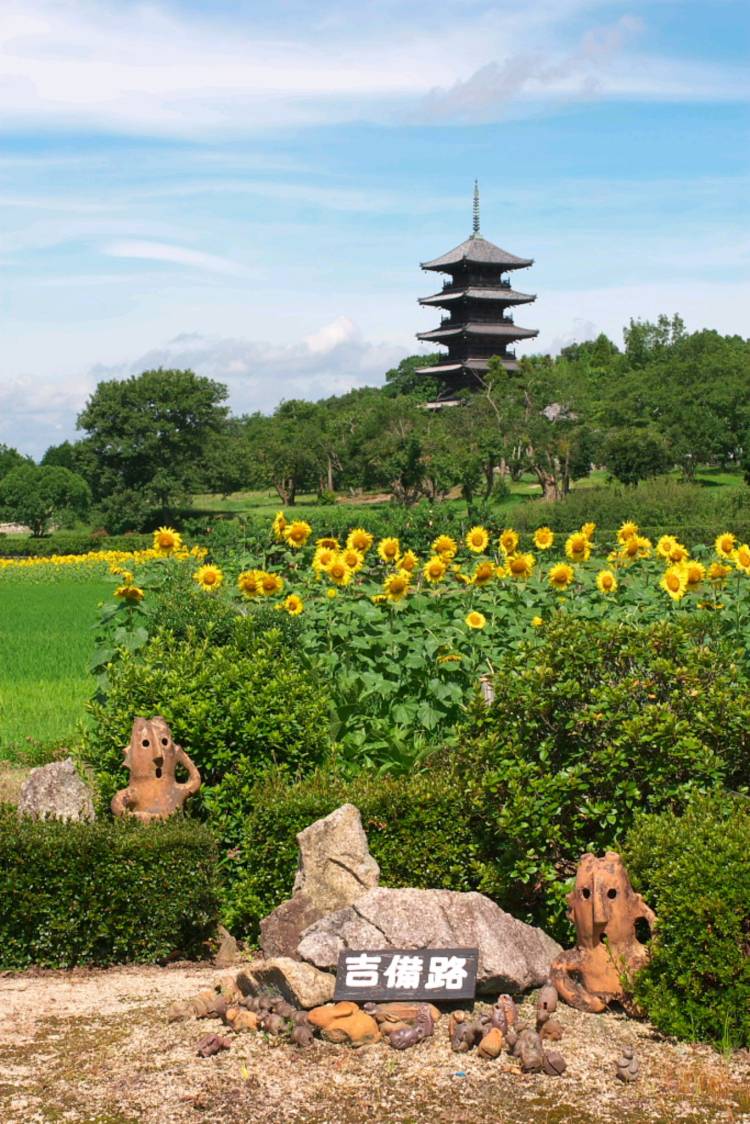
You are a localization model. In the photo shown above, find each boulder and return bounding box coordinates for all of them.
[213,925,240,968]
[308,1002,380,1047]
[18,758,95,822]
[297,888,561,994]
[237,957,335,1010]
[260,804,380,959]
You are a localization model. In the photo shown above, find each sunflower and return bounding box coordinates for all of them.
[685,560,706,588]
[656,535,678,560]
[472,560,496,587]
[272,511,287,540]
[735,544,750,574]
[341,547,365,572]
[660,565,687,601]
[708,561,731,583]
[507,551,535,580]
[283,520,312,549]
[312,546,337,574]
[346,527,374,553]
[282,593,304,616]
[423,555,447,583]
[531,615,543,628]
[715,531,737,558]
[666,542,689,564]
[533,526,554,550]
[465,525,489,554]
[499,528,519,556]
[153,526,182,555]
[237,569,263,597]
[315,536,340,551]
[399,550,419,573]
[327,556,353,586]
[565,532,591,563]
[115,584,144,603]
[432,534,458,559]
[581,522,596,540]
[548,562,574,591]
[193,564,224,591]
[326,588,338,599]
[617,521,639,544]
[377,537,401,564]
[596,569,618,595]
[383,570,411,601]
[465,610,487,630]
[259,571,284,596]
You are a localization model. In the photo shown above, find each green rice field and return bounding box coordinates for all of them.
[0,577,108,760]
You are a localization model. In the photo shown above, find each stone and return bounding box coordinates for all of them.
[514,1028,544,1073]
[260,804,380,960]
[550,852,656,1014]
[196,1033,230,1057]
[477,1027,505,1059]
[18,758,95,822]
[387,1004,435,1051]
[542,1049,567,1076]
[111,717,201,822]
[224,1007,258,1032]
[364,1001,441,1027]
[214,926,240,968]
[308,1002,380,1047]
[616,1045,639,1082]
[540,1019,564,1042]
[238,957,335,1010]
[298,888,561,994]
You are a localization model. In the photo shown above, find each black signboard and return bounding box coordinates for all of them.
[333,947,478,1002]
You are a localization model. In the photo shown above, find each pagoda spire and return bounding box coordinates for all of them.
[472,180,480,237]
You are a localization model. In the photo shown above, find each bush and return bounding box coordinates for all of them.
[0,531,152,557]
[0,809,219,967]
[457,615,749,937]
[79,619,331,848]
[623,793,750,1048]
[225,761,481,939]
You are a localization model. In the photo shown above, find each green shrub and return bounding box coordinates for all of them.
[79,620,331,847]
[0,808,219,967]
[0,531,152,557]
[225,761,481,939]
[623,793,750,1048]
[458,615,748,937]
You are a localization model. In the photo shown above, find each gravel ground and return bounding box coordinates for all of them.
[0,964,748,1124]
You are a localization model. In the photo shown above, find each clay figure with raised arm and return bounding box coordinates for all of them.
[550,851,656,1013]
[111,716,201,822]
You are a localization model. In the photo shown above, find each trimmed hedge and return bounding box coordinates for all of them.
[0,809,220,968]
[623,793,750,1048]
[0,531,152,557]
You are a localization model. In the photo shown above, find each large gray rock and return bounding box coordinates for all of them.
[237,957,335,1009]
[260,803,379,959]
[297,887,562,995]
[17,758,95,822]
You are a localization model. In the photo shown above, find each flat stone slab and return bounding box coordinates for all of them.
[17,758,95,822]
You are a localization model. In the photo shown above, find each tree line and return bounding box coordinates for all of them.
[1,315,749,534]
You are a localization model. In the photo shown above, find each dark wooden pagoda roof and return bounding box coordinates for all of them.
[417,322,538,342]
[421,234,533,272]
[419,286,535,306]
[416,356,521,375]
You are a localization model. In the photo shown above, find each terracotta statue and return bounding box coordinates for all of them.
[550,851,656,1013]
[111,716,201,822]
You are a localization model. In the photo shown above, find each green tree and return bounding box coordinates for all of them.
[383,354,441,401]
[0,464,91,536]
[602,427,672,486]
[77,369,229,521]
[0,444,31,482]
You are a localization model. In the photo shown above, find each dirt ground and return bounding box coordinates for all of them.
[0,964,748,1124]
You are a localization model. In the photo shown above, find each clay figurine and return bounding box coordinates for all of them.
[535,984,558,1031]
[388,1004,435,1050]
[542,1049,567,1077]
[477,1026,505,1059]
[616,1045,639,1082]
[111,716,201,821]
[513,1028,545,1073]
[550,852,656,1013]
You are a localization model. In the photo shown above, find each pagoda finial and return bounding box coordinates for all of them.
[472,180,481,236]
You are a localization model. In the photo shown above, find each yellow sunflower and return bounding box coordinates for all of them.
[283,520,312,549]
[617,521,639,544]
[531,615,543,627]
[115,584,144,603]
[315,536,340,551]
[565,532,591,563]
[465,610,487,630]
[153,526,182,555]
[312,546,337,574]
[282,593,304,616]
[708,560,731,583]
[383,570,411,601]
[715,531,737,558]
[666,542,689,564]
[660,565,688,601]
[327,556,353,586]
[400,549,419,573]
[735,543,750,574]
[259,571,284,596]
[423,555,447,583]
[507,551,535,580]
[326,587,338,599]
[548,562,574,591]
[685,560,706,588]
[377,537,401,564]
[432,534,458,559]
[465,525,489,554]
[237,569,263,597]
[272,511,287,540]
[596,569,618,595]
[341,547,365,572]
[533,526,554,550]
[346,527,374,553]
[193,564,224,591]
[581,522,596,540]
[499,528,519,556]
[656,535,678,560]
[472,560,496,587]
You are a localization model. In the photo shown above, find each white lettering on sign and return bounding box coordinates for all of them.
[344,953,382,988]
[425,955,468,990]
[382,954,424,990]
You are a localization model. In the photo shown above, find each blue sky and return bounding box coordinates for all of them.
[1,0,748,457]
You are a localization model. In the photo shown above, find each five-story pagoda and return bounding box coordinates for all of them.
[416,183,537,400]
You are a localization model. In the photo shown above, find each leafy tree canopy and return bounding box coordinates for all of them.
[0,464,91,536]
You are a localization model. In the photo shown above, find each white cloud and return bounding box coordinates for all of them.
[103,240,253,278]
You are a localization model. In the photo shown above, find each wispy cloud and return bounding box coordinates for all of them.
[103,240,253,278]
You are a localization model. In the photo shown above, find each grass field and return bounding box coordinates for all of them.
[0,577,109,761]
